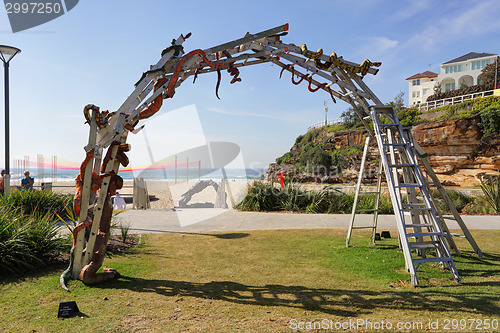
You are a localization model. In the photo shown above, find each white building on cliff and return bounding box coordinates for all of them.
[406,52,499,106]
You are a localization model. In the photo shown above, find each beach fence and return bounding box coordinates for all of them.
[11,154,204,186]
[12,154,59,190]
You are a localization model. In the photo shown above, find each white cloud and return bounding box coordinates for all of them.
[385,0,433,22]
[404,0,500,51]
[355,36,399,59]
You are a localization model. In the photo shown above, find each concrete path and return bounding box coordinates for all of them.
[114,208,500,233]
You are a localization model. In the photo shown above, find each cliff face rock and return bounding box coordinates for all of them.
[411,115,500,186]
[269,115,499,186]
[324,128,367,149]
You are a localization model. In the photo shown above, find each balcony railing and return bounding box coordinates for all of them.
[416,90,495,112]
[307,117,346,132]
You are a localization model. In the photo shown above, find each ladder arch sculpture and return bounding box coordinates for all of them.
[61,23,481,290]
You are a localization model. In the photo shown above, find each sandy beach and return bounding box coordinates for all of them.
[50,180,250,210]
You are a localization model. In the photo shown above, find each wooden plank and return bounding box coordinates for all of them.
[84,130,129,264]
[72,111,98,278]
[203,24,289,54]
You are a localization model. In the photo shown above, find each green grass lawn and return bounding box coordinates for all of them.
[0,229,499,332]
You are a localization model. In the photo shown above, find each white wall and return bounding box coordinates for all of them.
[407,77,437,106]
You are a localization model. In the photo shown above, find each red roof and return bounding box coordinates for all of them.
[406,71,438,80]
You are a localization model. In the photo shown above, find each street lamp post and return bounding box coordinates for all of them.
[0,45,21,194]
[324,101,328,126]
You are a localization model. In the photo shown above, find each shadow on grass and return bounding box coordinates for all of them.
[454,251,500,278]
[166,232,250,240]
[94,275,499,317]
[0,260,68,285]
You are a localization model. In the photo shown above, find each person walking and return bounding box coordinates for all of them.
[21,171,34,191]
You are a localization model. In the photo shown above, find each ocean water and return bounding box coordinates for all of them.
[10,167,265,183]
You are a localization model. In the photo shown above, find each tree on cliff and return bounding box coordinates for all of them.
[340,105,366,129]
[479,57,500,89]
[299,144,331,174]
[387,91,405,112]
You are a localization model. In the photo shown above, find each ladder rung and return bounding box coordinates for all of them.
[363,116,371,120]
[404,223,434,228]
[442,216,456,220]
[409,241,440,249]
[402,203,427,207]
[434,198,444,202]
[402,208,432,212]
[407,232,441,238]
[389,164,415,168]
[361,191,381,194]
[351,226,376,230]
[413,257,452,264]
[395,184,423,188]
[384,143,406,146]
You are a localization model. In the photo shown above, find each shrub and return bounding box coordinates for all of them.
[0,190,73,276]
[0,190,73,220]
[397,107,422,126]
[430,189,475,213]
[236,181,283,212]
[0,208,69,275]
[477,176,500,213]
[426,84,488,102]
[472,96,500,113]
[299,144,331,173]
[276,151,295,165]
[478,106,500,138]
[236,182,394,214]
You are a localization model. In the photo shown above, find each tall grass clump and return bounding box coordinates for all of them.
[0,190,73,276]
[0,208,69,275]
[0,190,73,220]
[431,189,476,213]
[236,182,394,214]
[478,176,500,213]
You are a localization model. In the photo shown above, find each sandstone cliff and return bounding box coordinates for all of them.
[268,115,500,187]
[412,115,500,186]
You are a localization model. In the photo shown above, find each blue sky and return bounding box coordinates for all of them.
[0,0,499,173]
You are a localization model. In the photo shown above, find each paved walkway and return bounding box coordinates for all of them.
[114,209,500,233]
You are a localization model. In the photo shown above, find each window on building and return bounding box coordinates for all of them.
[412,79,420,86]
[422,88,428,96]
[473,59,492,70]
[445,83,455,91]
[445,65,462,74]
[482,59,491,68]
[412,91,420,98]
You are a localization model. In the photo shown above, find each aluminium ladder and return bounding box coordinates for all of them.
[346,136,383,246]
[347,130,483,258]
[370,105,460,286]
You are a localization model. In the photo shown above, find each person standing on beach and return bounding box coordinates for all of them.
[0,169,5,194]
[21,171,34,191]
